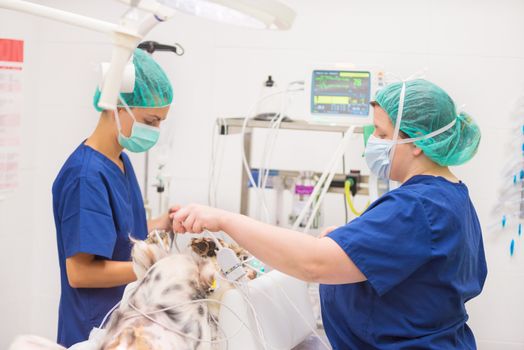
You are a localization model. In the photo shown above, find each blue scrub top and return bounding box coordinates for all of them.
[52,143,148,347]
[320,175,487,350]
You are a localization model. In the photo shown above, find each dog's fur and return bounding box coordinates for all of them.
[190,237,257,281]
[101,239,220,350]
[9,234,255,350]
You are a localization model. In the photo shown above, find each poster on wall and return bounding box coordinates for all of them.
[0,38,23,200]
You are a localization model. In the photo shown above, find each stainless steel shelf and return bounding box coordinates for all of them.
[217,117,364,135]
[216,117,368,215]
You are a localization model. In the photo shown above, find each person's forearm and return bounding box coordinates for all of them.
[67,260,136,288]
[219,212,322,281]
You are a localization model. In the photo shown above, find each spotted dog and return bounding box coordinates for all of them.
[9,233,255,350]
[99,238,220,350]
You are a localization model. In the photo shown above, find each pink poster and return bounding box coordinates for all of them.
[0,38,23,196]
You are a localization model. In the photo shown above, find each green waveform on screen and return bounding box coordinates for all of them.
[316,83,352,90]
[314,75,366,90]
[315,74,352,81]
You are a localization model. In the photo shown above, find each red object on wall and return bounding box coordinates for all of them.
[0,39,24,63]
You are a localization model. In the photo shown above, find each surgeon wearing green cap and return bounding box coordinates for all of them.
[51,49,175,347]
[170,79,487,349]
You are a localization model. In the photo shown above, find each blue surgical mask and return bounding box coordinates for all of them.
[364,135,394,180]
[114,98,160,153]
[364,118,457,180]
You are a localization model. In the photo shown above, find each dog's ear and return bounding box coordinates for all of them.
[130,237,170,279]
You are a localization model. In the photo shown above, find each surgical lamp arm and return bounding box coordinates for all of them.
[0,0,175,110]
[1,0,296,108]
[0,0,118,33]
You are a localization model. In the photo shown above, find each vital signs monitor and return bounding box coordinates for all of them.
[308,67,385,125]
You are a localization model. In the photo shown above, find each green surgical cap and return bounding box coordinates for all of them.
[94,48,173,111]
[373,79,481,166]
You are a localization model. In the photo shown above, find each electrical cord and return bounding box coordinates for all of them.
[99,249,265,348]
[126,298,257,346]
[208,118,227,207]
[241,87,304,222]
[342,153,348,223]
[303,127,356,232]
[257,82,305,221]
[291,126,355,231]
[227,266,331,350]
[344,180,369,217]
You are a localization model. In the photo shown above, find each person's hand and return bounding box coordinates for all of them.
[153,205,182,231]
[319,225,338,238]
[156,212,171,231]
[170,204,227,234]
[168,205,181,215]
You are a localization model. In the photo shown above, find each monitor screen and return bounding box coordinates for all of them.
[311,70,371,116]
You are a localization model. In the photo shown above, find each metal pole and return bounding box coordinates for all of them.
[143,151,152,219]
[240,129,253,216]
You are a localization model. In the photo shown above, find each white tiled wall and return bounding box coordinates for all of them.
[1,0,523,348]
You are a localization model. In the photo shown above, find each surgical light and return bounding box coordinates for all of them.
[154,0,296,30]
[0,0,296,110]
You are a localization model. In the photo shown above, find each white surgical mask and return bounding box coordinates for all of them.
[365,83,457,180]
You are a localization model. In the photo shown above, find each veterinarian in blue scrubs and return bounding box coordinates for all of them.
[52,49,174,347]
[172,79,488,349]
